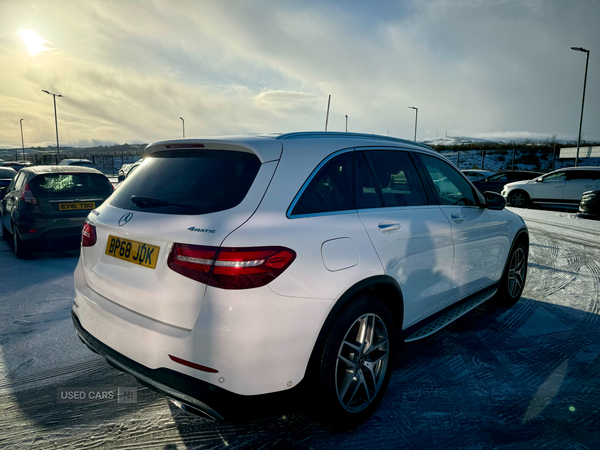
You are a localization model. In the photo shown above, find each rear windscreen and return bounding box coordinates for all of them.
[108,150,261,215]
[29,173,113,198]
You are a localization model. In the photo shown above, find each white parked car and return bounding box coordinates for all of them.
[60,158,96,169]
[72,132,529,428]
[462,169,496,182]
[502,166,600,208]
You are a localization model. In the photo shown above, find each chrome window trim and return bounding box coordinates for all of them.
[287,148,355,219]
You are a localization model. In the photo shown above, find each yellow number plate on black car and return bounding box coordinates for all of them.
[59,202,96,211]
[105,235,160,269]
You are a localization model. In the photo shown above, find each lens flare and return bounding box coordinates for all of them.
[19,29,48,56]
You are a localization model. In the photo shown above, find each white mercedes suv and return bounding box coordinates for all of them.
[502,166,600,208]
[72,132,529,428]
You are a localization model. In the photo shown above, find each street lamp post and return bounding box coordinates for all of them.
[345,115,348,132]
[42,90,63,161]
[571,46,590,167]
[20,119,25,161]
[180,117,185,138]
[408,106,418,142]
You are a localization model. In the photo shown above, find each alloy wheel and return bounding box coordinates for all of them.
[510,192,527,207]
[335,313,390,413]
[508,247,526,298]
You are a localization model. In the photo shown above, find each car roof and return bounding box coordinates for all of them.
[20,165,105,175]
[0,167,17,176]
[553,166,600,171]
[145,132,436,163]
[62,159,93,163]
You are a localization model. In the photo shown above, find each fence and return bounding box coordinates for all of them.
[438,147,567,172]
[14,152,142,177]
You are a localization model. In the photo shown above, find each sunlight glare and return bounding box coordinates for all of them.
[19,29,47,56]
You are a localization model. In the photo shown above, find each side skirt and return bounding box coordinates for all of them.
[403,285,498,343]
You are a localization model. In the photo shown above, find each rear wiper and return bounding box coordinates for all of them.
[130,195,192,208]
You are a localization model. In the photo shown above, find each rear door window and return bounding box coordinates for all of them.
[291,152,354,216]
[29,173,112,198]
[363,150,427,207]
[109,150,261,215]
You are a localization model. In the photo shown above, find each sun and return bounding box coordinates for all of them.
[18,29,48,56]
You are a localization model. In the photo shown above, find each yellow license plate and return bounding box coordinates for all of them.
[105,235,160,269]
[59,202,96,211]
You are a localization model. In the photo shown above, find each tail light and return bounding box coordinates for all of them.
[20,183,37,205]
[167,244,296,290]
[82,222,97,247]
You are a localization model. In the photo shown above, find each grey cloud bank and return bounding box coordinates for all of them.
[0,0,598,148]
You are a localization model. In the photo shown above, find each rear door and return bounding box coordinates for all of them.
[477,173,510,193]
[417,154,506,300]
[81,148,277,330]
[563,170,600,201]
[356,149,455,328]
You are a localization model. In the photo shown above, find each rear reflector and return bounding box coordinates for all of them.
[169,355,219,373]
[167,244,296,289]
[82,222,97,247]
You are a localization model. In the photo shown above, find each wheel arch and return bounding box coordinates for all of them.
[501,227,529,277]
[304,275,404,378]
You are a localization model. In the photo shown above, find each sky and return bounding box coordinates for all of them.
[0,0,598,149]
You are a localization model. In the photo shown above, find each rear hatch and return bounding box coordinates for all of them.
[80,143,280,329]
[29,172,113,217]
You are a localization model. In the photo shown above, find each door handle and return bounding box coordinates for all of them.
[378,221,401,233]
[555,185,562,188]
[451,213,465,223]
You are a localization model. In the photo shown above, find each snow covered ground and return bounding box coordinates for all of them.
[0,209,599,449]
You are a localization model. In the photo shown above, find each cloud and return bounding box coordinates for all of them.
[0,0,598,149]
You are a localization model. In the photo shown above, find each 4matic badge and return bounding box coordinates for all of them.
[188,227,216,234]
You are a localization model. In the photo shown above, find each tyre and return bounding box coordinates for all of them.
[1,211,8,240]
[508,190,529,208]
[494,243,528,308]
[310,294,395,429]
[12,223,30,259]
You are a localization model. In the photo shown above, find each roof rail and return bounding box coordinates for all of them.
[275,131,433,150]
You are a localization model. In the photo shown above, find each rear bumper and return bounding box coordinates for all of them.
[17,215,85,244]
[72,257,333,397]
[72,310,301,420]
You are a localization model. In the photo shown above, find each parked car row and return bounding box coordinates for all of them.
[502,167,600,209]
[0,166,113,257]
[461,167,600,218]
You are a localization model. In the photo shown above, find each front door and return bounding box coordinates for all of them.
[531,171,566,201]
[355,150,455,329]
[417,154,507,300]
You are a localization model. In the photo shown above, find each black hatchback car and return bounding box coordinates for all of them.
[0,167,17,191]
[473,170,543,194]
[0,166,113,257]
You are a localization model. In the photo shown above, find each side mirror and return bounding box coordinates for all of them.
[484,191,506,210]
[535,177,543,182]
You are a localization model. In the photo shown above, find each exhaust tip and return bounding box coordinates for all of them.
[168,397,219,421]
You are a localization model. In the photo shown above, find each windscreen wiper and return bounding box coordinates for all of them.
[130,195,192,208]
